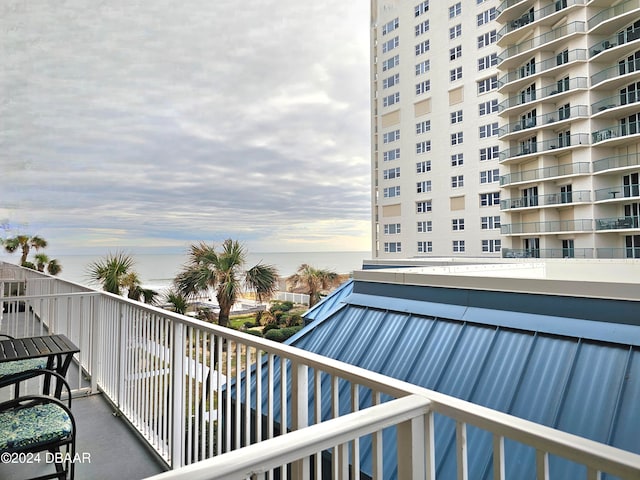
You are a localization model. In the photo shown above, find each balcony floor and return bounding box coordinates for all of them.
[0,393,167,480]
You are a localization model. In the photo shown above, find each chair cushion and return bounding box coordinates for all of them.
[0,358,48,378]
[0,403,72,452]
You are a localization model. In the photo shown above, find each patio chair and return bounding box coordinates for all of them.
[0,389,76,480]
[0,334,48,398]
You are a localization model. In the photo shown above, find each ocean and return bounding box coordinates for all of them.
[26,251,371,290]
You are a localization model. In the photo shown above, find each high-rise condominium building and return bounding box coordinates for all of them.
[370,0,640,260]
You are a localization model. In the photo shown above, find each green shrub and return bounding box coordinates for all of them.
[244,329,263,337]
[264,326,303,343]
[270,300,294,312]
[262,323,280,335]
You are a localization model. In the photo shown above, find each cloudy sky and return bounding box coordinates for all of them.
[1,1,371,255]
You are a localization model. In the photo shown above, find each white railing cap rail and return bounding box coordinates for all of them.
[143,394,432,480]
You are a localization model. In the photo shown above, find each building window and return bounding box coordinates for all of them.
[479,122,499,138]
[477,30,497,48]
[477,75,498,93]
[382,55,400,72]
[480,168,500,184]
[450,66,463,81]
[417,180,432,193]
[450,45,462,60]
[415,40,430,56]
[382,18,399,36]
[384,223,401,235]
[482,239,501,252]
[417,221,432,233]
[416,120,431,134]
[415,1,429,16]
[416,141,432,154]
[449,24,462,39]
[478,53,498,71]
[451,110,463,124]
[384,242,402,253]
[480,192,500,206]
[383,92,400,107]
[477,7,497,26]
[417,241,432,253]
[417,201,432,213]
[416,80,431,95]
[382,36,399,53]
[453,240,465,252]
[383,186,400,198]
[415,20,430,36]
[481,216,501,229]
[449,2,462,18]
[451,132,463,145]
[383,148,400,162]
[383,130,400,144]
[452,218,465,231]
[451,175,464,188]
[416,160,431,173]
[480,145,499,161]
[415,60,430,75]
[451,153,464,166]
[382,73,400,89]
[479,99,498,116]
[383,167,400,180]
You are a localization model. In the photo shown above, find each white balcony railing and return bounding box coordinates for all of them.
[1,262,639,479]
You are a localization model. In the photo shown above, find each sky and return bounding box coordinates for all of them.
[0,1,372,256]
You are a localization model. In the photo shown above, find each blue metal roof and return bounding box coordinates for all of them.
[241,279,640,479]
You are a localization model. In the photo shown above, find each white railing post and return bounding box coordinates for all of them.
[90,294,101,393]
[456,421,469,480]
[291,361,309,480]
[172,321,186,468]
[397,413,427,480]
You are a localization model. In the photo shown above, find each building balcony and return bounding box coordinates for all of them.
[589,27,640,59]
[500,190,590,210]
[498,22,585,69]
[0,262,639,480]
[498,77,588,115]
[592,121,640,145]
[591,58,640,88]
[502,248,594,258]
[592,92,640,117]
[497,0,585,45]
[496,0,532,18]
[499,133,590,163]
[594,184,640,201]
[501,219,593,235]
[595,215,640,230]
[593,152,640,173]
[497,49,587,92]
[498,105,588,138]
[500,162,591,186]
[588,0,640,34]
[596,247,640,258]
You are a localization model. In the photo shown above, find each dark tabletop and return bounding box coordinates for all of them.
[0,334,79,363]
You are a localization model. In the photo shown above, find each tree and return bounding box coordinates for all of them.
[174,239,279,327]
[122,272,158,305]
[86,252,135,295]
[164,290,189,315]
[287,264,338,307]
[3,235,48,265]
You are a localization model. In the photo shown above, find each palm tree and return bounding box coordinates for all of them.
[3,235,48,265]
[46,259,62,276]
[34,253,50,272]
[287,264,338,307]
[86,252,135,295]
[174,239,279,327]
[164,290,189,315]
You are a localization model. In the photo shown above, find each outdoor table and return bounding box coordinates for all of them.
[0,334,80,397]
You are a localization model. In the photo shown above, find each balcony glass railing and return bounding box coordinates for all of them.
[498,0,584,39]
[498,49,587,88]
[499,133,589,161]
[496,0,529,15]
[592,121,640,143]
[595,216,640,230]
[589,28,640,57]
[594,183,640,201]
[591,58,640,86]
[592,92,640,114]
[593,152,640,172]
[501,219,593,234]
[499,77,588,111]
[500,190,590,209]
[498,22,585,63]
[588,0,640,30]
[499,106,588,137]
[501,162,591,185]
[502,248,594,258]
[596,247,640,258]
